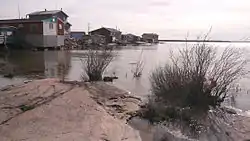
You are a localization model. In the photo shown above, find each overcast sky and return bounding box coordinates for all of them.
[1,0,250,40]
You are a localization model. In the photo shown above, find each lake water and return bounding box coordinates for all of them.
[1,42,250,111]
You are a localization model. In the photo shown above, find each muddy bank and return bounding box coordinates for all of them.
[0,79,142,141]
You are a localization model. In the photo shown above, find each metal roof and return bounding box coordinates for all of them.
[91,27,121,33]
[142,33,158,35]
[105,27,120,33]
[0,19,41,24]
[71,31,86,34]
[124,33,137,37]
[28,10,68,17]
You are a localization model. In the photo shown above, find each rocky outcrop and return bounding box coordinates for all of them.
[129,117,197,141]
[0,79,142,141]
[128,107,250,141]
[83,82,142,120]
[198,108,250,141]
[2,79,249,141]
[153,125,197,141]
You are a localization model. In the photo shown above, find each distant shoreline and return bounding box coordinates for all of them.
[159,40,250,43]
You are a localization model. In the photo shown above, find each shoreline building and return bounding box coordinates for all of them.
[142,33,159,43]
[0,9,71,48]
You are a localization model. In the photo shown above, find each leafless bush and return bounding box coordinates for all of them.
[81,48,115,81]
[141,37,249,132]
[132,49,144,77]
[150,42,247,110]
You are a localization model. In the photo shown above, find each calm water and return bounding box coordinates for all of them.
[1,43,250,111]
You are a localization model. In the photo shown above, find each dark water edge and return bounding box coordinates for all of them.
[128,117,154,141]
[0,76,26,87]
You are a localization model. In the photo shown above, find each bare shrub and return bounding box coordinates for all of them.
[141,38,248,134]
[150,42,247,110]
[132,49,144,77]
[81,47,115,81]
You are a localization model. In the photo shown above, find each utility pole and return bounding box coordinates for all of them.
[17,0,21,19]
[88,23,90,35]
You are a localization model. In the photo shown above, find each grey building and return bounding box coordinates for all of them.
[0,17,65,48]
[121,33,139,43]
[142,33,159,43]
[90,27,122,43]
[0,9,71,48]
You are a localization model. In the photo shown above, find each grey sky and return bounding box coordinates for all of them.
[1,0,250,40]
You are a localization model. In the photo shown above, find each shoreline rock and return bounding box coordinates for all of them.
[0,79,142,141]
[1,78,249,141]
[129,106,250,141]
[84,82,142,120]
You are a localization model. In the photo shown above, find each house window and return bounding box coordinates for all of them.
[6,31,13,36]
[59,24,62,30]
[30,24,38,33]
[18,24,24,28]
[49,23,53,29]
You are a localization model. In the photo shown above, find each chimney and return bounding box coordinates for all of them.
[61,8,62,11]
[45,9,47,11]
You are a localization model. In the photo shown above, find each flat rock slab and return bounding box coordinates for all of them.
[0,79,73,124]
[84,82,142,120]
[0,79,141,141]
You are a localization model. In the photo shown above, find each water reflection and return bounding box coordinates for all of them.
[44,51,71,79]
[0,50,71,79]
[0,43,250,111]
